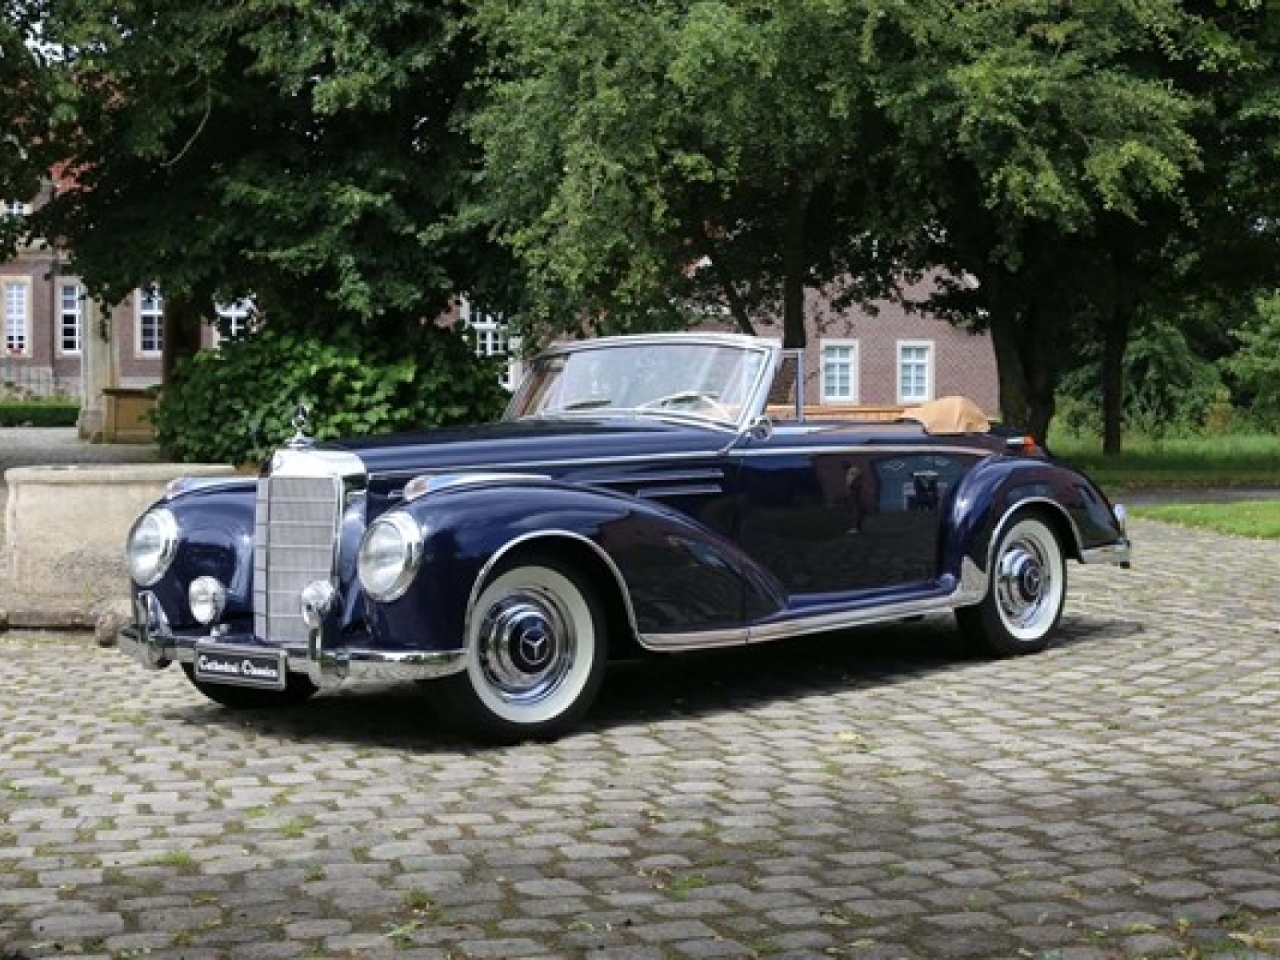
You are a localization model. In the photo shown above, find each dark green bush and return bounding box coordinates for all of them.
[0,399,81,427]
[152,325,510,464]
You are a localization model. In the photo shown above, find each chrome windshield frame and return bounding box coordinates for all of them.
[503,333,780,433]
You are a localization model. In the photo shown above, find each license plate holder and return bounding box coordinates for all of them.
[193,643,288,690]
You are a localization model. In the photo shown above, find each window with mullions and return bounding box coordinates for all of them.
[820,340,859,403]
[137,287,164,356]
[59,283,83,355]
[215,299,254,340]
[897,341,934,404]
[4,279,30,355]
[2,201,29,218]
[462,300,522,391]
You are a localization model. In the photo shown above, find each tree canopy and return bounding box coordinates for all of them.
[7,0,1280,446]
[27,0,510,335]
[474,0,1280,440]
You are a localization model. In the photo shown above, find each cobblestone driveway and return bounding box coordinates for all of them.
[2,519,1279,960]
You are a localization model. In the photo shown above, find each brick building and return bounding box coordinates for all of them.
[749,277,998,414]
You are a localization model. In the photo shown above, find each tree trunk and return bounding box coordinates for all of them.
[1100,309,1130,457]
[162,293,204,385]
[709,257,757,337]
[987,306,1032,431]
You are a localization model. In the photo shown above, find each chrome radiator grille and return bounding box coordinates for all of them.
[253,473,343,646]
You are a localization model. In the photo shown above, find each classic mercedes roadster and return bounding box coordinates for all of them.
[119,332,1130,741]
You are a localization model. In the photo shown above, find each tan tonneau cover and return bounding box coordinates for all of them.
[902,395,991,435]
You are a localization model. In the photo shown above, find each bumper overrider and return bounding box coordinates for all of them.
[118,588,466,690]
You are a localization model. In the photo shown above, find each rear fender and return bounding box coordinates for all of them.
[942,456,1112,597]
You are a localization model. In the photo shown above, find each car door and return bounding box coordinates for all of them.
[730,427,982,599]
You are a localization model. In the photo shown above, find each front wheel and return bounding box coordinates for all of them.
[435,555,608,742]
[180,664,318,708]
[957,511,1066,656]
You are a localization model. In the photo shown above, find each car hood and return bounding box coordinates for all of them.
[327,416,730,480]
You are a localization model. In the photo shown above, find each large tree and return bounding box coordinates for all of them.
[470,0,912,348]
[473,0,1274,443]
[29,0,515,338]
[862,0,1221,440]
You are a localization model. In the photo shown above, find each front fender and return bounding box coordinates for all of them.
[943,456,1124,586]
[367,479,786,650]
[143,481,258,630]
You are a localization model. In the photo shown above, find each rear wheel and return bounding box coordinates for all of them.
[957,511,1066,656]
[435,555,608,742]
[180,664,317,708]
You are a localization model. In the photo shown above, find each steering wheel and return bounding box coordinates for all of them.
[638,391,734,421]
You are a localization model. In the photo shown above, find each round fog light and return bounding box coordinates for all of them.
[189,576,227,625]
[300,580,338,629]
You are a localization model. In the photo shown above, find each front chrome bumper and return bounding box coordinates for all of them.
[118,592,466,689]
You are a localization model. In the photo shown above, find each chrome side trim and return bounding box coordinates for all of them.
[465,530,641,647]
[638,588,964,652]
[596,468,726,485]
[637,484,724,499]
[164,476,251,500]
[374,444,991,485]
[403,472,550,502]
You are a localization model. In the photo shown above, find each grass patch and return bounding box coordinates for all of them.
[1051,433,1280,491]
[1131,500,1280,538]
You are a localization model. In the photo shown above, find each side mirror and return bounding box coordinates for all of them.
[747,415,773,442]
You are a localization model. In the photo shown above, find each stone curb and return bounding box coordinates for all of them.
[0,608,124,645]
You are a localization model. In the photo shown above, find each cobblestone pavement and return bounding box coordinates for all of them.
[2,519,1279,960]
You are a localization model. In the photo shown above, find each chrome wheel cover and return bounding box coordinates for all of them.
[994,520,1064,641]
[466,565,596,725]
[475,588,575,705]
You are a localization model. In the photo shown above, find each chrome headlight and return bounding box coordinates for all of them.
[357,513,423,602]
[127,508,179,586]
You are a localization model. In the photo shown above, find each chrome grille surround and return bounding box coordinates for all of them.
[253,447,366,647]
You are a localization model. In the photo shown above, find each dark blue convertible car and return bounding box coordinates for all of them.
[119,333,1130,740]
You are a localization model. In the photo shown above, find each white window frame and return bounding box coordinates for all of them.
[214,299,255,345]
[58,282,84,356]
[897,340,935,404]
[136,286,164,357]
[3,200,30,218]
[819,339,859,404]
[460,298,523,391]
[3,277,32,356]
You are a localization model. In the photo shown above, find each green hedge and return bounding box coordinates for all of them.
[152,324,510,465]
[0,399,81,427]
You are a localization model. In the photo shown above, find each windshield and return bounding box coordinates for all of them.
[505,338,773,428]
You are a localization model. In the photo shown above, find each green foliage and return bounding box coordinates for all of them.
[1057,320,1225,439]
[1223,291,1280,428]
[151,325,508,465]
[470,0,904,346]
[0,399,80,427]
[30,0,521,331]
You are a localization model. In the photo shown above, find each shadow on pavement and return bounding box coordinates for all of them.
[161,611,1137,752]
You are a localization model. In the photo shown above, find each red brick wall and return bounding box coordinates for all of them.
[740,276,999,415]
